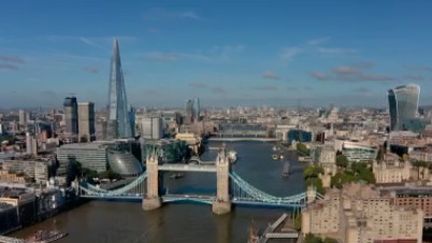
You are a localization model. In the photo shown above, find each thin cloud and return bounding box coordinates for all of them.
[211,87,226,94]
[404,74,424,81]
[143,8,202,21]
[280,47,302,62]
[144,52,179,62]
[252,85,279,91]
[0,63,19,70]
[307,37,331,45]
[262,71,280,80]
[317,47,357,54]
[179,11,201,20]
[141,89,163,96]
[352,87,371,94]
[144,45,244,63]
[404,65,432,72]
[311,64,395,82]
[0,55,25,64]
[188,82,208,89]
[188,82,226,94]
[79,37,107,50]
[82,66,99,74]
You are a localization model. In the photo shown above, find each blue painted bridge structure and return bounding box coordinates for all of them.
[78,149,323,214]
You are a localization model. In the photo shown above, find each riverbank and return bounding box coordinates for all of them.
[11,141,306,243]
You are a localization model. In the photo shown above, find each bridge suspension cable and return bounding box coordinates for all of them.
[80,172,147,197]
[229,171,307,204]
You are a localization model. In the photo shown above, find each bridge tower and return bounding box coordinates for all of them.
[306,186,317,204]
[142,149,161,210]
[212,148,232,214]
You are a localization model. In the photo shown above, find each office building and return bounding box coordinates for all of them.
[341,141,378,163]
[25,132,37,156]
[185,99,194,124]
[106,39,132,139]
[141,116,163,139]
[18,109,27,128]
[63,96,79,139]
[56,141,143,176]
[388,84,420,131]
[56,143,107,174]
[78,102,95,142]
[193,97,200,122]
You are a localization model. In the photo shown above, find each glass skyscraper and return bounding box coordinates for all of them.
[193,97,200,122]
[106,39,132,139]
[388,84,420,131]
[63,96,78,139]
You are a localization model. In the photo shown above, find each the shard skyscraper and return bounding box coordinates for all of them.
[106,38,132,139]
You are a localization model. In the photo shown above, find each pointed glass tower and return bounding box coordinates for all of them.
[107,38,132,139]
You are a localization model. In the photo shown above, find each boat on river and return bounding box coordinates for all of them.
[169,173,184,179]
[281,162,290,177]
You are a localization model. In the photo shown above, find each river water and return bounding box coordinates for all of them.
[12,141,306,243]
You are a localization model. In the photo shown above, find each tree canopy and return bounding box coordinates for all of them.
[331,161,375,188]
[296,143,310,156]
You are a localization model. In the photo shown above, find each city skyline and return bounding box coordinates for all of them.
[2,1,432,108]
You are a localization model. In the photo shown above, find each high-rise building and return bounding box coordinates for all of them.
[106,38,132,139]
[388,84,420,131]
[141,116,162,139]
[129,106,136,137]
[18,109,27,128]
[193,97,200,122]
[78,102,96,142]
[26,132,37,156]
[63,97,79,139]
[185,99,194,124]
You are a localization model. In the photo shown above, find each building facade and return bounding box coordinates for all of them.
[107,39,132,139]
[141,116,163,140]
[78,102,95,142]
[302,184,423,243]
[388,84,420,131]
[63,97,79,140]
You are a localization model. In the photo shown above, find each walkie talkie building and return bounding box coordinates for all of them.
[388,84,420,131]
[106,39,132,139]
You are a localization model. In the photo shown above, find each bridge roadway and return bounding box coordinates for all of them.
[0,235,24,243]
[207,137,279,142]
[158,163,216,172]
[80,192,305,208]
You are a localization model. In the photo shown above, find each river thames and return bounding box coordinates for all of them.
[12,141,306,243]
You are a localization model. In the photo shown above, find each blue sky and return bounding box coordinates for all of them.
[1,1,432,108]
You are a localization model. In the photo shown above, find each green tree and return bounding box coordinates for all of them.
[296,143,310,156]
[304,233,323,243]
[293,213,302,231]
[323,237,338,243]
[336,154,349,168]
[352,162,375,184]
[304,164,325,194]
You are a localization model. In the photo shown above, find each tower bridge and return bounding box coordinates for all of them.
[79,149,322,214]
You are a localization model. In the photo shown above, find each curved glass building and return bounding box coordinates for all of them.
[107,150,143,177]
[388,84,420,131]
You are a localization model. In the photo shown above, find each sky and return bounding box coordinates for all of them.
[1,0,432,108]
